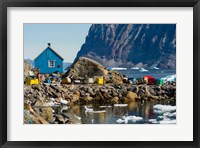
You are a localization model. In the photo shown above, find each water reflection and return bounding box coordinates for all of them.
[67,100,176,124]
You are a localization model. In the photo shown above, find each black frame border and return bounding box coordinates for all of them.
[0,0,199,148]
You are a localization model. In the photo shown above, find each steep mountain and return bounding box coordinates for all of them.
[75,24,176,69]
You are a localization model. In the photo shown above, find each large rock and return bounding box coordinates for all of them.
[63,57,108,79]
[126,91,138,101]
[104,71,123,84]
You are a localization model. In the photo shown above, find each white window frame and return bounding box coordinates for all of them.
[48,60,56,68]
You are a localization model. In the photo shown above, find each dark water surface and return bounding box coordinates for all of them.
[67,69,176,124]
[116,69,176,79]
[68,100,176,124]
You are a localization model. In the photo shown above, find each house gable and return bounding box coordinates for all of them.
[34,45,64,73]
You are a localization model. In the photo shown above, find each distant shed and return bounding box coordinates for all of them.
[34,43,64,74]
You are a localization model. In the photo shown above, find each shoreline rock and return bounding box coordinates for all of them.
[24,58,176,124]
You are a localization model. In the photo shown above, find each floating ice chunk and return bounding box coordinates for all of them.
[153,104,176,114]
[139,68,148,72]
[109,67,127,70]
[92,110,106,113]
[124,116,143,122]
[156,116,164,121]
[114,104,128,107]
[149,117,176,124]
[159,120,176,124]
[153,66,160,70]
[149,119,159,124]
[149,104,176,124]
[149,118,176,124]
[84,106,93,115]
[99,106,112,108]
[116,115,143,124]
[130,67,139,70]
[163,112,176,119]
[99,106,107,108]
[116,119,126,124]
[84,106,93,111]
[84,106,106,116]
[161,74,176,82]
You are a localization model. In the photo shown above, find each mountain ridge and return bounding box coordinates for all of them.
[75,24,176,69]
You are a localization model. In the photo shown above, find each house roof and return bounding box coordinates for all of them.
[34,46,64,61]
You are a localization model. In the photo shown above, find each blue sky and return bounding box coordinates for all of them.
[24,24,91,62]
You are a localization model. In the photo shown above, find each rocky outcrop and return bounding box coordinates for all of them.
[24,60,32,80]
[75,24,176,69]
[63,57,108,79]
[62,57,124,84]
[24,81,176,124]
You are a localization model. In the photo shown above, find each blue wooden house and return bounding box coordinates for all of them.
[34,43,64,73]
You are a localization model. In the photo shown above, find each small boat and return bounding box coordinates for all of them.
[139,68,148,72]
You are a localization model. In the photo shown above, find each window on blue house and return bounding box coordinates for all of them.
[48,60,55,68]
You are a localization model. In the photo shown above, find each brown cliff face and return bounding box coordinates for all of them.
[75,24,176,69]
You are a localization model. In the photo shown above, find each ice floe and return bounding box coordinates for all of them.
[153,104,176,114]
[99,106,112,108]
[149,104,176,124]
[163,112,176,119]
[84,106,106,116]
[84,106,93,116]
[114,104,128,107]
[110,67,127,70]
[139,68,148,72]
[116,115,143,124]
[92,110,106,114]
[148,119,159,124]
[159,120,176,124]
[130,67,139,70]
[153,66,160,69]
[161,74,176,82]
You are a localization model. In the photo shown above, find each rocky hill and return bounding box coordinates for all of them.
[24,59,32,80]
[75,24,176,69]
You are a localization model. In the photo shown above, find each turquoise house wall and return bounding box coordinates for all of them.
[34,47,63,73]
